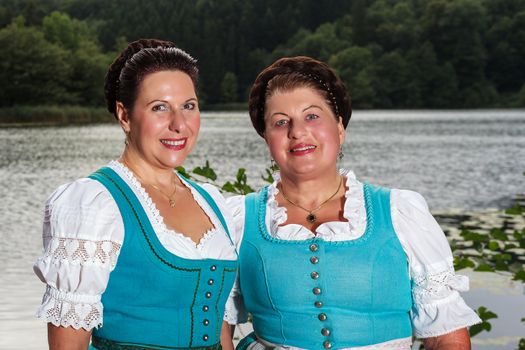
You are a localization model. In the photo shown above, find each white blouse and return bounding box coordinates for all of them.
[224,170,481,350]
[33,161,238,330]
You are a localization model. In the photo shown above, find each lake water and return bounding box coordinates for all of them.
[1,110,524,349]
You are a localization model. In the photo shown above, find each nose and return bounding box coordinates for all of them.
[169,109,186,133]
[288,120,306,139]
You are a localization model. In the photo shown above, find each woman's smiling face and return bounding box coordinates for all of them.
[263,86,345,178]
[119,70,200,170]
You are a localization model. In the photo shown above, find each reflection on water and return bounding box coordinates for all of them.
[0,110,524,349]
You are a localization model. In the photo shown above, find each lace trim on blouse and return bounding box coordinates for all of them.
[37,286,103,330]
[111,161,219,247]
[412,261,469,305]
[39,236,121,267]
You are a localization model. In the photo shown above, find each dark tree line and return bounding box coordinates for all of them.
[1,0,524,109]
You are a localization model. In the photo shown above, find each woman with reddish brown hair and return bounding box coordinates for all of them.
[223,56,480,350]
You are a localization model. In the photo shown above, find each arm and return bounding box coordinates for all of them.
[220,321,235,350]
[390,190,481,343]
[34,180,124,349]
[48,324,92,350]
[423,328,471,350]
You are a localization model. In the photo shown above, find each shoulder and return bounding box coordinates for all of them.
[391,188,429,212]
[47,177,116,210]
[45,177,121,241]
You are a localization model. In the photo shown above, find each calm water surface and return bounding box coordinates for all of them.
[1,110,524,349]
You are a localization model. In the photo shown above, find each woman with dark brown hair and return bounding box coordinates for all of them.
[34,39,238,350]
[223,56,480,350]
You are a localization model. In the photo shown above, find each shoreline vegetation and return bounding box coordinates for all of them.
[2,105,524,128]
[0,104,251,127]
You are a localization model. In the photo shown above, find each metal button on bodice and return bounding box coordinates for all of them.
[318,313,327,321]
[321,328,330,336]
[210,265,217,271]
[205,292,212,298]
[208,279,214,285]
[203,319,210,326]
[323,340,332,349]
[310,256,319,264]
[313,287,322,295]
[311,271,319,279]
[202,305,209,312]
[309,243,319,252]
[203,335,209,341]
[314,301,323,308]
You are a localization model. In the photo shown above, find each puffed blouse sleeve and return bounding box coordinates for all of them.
[33,178,124,330]
[390,189,481,338]
[223,194,249,325]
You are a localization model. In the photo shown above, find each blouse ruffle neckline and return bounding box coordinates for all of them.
[111,161,218,248]
[266,169,367,241]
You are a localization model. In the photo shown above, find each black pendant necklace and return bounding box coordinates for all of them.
[280,176,343,224]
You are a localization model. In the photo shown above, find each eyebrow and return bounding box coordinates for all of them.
[269,104,324,118]
[146,97,198,105]
[303,104,323,112]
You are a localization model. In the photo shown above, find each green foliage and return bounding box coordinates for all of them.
[454,225,525,277]
[1,0,525,111]
[469,306,498,337]
[0,105,112,124]
[0,17,73,106]
[192,161,217,182]
[221,168,255,195]
[177,162,255,195]
[220,72,238,103]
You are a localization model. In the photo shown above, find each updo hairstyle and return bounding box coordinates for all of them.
[104,39,198,119]
[248,56,351,137]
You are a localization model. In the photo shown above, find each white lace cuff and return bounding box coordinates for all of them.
[411,262,481,337]
[37,285,103,330]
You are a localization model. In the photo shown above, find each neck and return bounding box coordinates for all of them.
[119,148,180,188]
[278,168,342,208]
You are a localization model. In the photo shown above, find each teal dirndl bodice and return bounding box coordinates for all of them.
[88,167,237,349]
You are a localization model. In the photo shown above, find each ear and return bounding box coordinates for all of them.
[337,116,346,145]
[116,102,131,133]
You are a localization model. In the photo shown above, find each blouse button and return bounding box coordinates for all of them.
[202,305,209,312]
[210,265,217,271]
[205,292,212,298]
[318,313,327,321]
[314,301,323,308]
[313,287,322,295]
[203,335,209,341]
[309,243,319,252]
[208,279,214,285]
[203,319,210,326]
[323,340,332,349]
[321,328,331,336]
[311,271,319,279]
[310,256,319,264]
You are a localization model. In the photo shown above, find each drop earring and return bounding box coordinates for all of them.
[338,146,344,160]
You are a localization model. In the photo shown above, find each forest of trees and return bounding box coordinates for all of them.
[1,0,524,110]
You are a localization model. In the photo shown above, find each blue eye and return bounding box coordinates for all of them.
[275,119,289,127]
[306,113,319,120]
[152,104,169,112]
